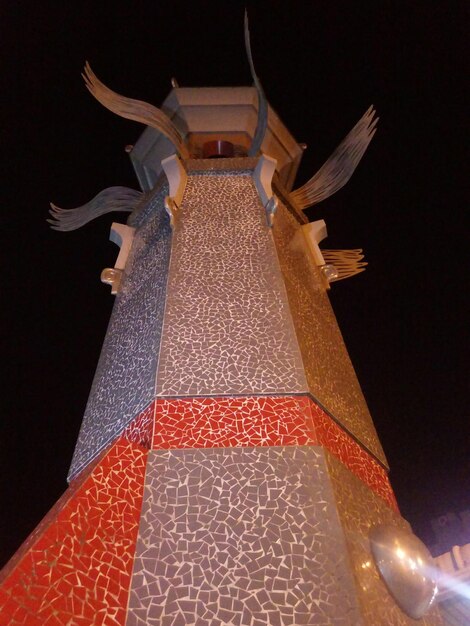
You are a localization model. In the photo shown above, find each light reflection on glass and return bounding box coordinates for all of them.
[370,524,437,619]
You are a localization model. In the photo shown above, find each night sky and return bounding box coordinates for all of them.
[1,1,468,568]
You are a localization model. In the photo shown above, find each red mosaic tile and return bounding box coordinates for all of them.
[307,399,398,512]
[0,448,111,587]
[0,438,148,626]
[151,394,397,511]
[152,396,316,449]
[122,402,155,448]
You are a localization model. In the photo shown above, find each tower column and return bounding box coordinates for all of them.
[1,62,443,621]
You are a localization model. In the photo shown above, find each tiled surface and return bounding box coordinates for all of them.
[310,400,398,511]
[68,182,172,480]
[149,395,396,510]
[152,396,315,449]
[123,401,155,449]
[155,171,307,397]
[126,446,362,626]
[0,438,148,626]
[326,452,444,625]
[271,198,387,466]
[186,158,259,172]
[0,450,106,588]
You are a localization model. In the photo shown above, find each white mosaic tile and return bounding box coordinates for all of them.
[126,446,362,626]
[155,171,307,397]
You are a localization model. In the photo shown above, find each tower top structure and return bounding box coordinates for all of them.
[132,86,303,191]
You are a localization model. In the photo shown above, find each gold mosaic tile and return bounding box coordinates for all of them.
[272,198,387,466]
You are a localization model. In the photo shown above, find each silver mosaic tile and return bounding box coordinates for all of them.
[68,183,172,481]
[126,446,362,626]
[155,171,307,397]
[271,198,387,465]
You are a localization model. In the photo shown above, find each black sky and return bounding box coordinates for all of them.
[1,1,468,568]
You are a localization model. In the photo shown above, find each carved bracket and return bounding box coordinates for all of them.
[100,268,123,295]
[161,154,187,228]
[264,196,278,228]
[101,222,136,295]
[291,220,332,289]
[300,220,327,266]
[253,154,278,227]
[292,220,366,287]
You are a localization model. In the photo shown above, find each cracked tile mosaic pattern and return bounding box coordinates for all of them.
[68,182,172,481]
[326,452,444,625]
[149,395,396,509]
[0,438,148,626]
[185,157,259,173]
[272,198,387,466]
[152,396,315,449]
[309,400,398,511]
[155,170,307,397]
[0,452,103,589]
[126,446,362,626]
[123,401,155,449]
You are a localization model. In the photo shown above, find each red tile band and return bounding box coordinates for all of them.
[309,401,398,511]
[0,439,148,626]
[122,401,154,449]
[152,395,315,449]
[143,395,397,511]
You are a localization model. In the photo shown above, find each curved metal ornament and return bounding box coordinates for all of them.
[289,106,378,210]
[83,63,189,158]
[244,12,268,156]
[370,524,438,619]
[48,186,143,231]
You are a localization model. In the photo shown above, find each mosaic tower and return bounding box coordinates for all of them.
[1,21,442,626]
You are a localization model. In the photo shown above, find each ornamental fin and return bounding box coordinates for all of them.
[289,106,378,210]
[48,186,143,231]
[321,248,367,282]
[83,62,189,158]
[244,11,268,156]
